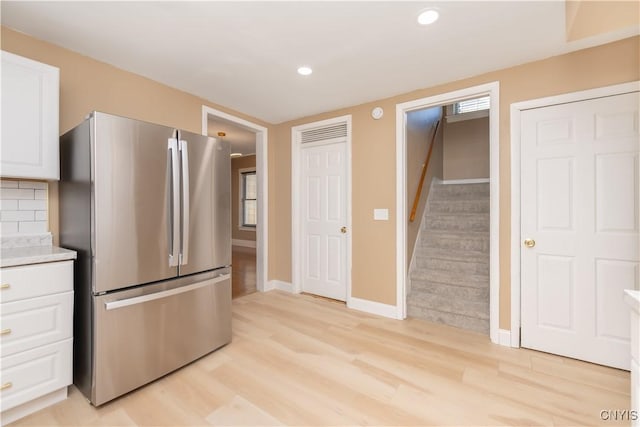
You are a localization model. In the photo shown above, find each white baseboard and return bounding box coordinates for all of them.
[264,280,294,293]
[232,239,256,248]
[497,329,512,347]
[440,178,490,185]
[347,297,400,319]
[1,387,67,426]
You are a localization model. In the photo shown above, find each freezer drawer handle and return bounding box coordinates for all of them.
[104,273,230,311]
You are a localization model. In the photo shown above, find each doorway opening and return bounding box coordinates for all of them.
[202,106,268,296]
[395,82,501,343]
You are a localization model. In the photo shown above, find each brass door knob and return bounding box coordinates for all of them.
[524,238,536,248]
[340,226,347,234]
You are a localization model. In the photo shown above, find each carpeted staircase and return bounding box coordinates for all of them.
[408,181,490,334]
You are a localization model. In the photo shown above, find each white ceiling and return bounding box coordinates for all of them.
[207,117,256,156]
[1,1,637,124]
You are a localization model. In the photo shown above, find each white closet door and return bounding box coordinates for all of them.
[521,91,639,370]
[301,141,348,301]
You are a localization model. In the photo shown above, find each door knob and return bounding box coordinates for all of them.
[524,238,536,248]
[340,226,347,234]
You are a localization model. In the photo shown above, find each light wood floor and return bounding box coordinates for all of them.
[232,246,256,299]
[11,291,630,426]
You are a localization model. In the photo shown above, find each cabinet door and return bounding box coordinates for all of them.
[1,51,59,180]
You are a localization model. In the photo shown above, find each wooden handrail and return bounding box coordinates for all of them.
[409,119,441,222]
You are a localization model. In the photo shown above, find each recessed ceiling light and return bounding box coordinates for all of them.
[417,9,439,25]
[297,66,313,76]
[230,153,242,158]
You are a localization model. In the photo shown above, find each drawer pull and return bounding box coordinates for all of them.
[0,382,12,391]
[0,284,10,290]
[0,328,11,336]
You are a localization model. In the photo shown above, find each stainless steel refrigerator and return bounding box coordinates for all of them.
[59,112,231,406]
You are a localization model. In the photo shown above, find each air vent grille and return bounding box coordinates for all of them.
[300,123,348,144]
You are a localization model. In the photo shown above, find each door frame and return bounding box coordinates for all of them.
[509,80,640,348]
[202,106,269,292]
[291,115,352,302]
[395,82,500,342]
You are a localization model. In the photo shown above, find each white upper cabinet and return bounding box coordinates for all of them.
[1,51,60,180]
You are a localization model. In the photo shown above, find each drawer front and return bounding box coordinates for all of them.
[93,273,231,405]
[0,261,73,303]
[0,292,73,357]
[0,339,72,411]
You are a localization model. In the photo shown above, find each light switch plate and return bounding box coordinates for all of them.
[373,208,389,220]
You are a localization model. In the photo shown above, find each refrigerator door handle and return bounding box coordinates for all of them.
[104,273,231,310]
[179,139,190,265]
[168,138,180,267]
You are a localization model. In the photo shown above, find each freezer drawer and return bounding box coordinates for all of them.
[92,270,231,406]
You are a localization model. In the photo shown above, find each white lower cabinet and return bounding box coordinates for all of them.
[0,339,72,412]
[0,260,74,425]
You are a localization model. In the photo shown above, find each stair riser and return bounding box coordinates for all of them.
[424,216,489,232]
[408,294,489,319]
[410,270,488,288]
[430,184,490,199]
[407,305,489,335]
[410,280,489,300]
[414,248,489,264]
[422,236,489,253]
[428,200,489,214]
[415,257,489,275]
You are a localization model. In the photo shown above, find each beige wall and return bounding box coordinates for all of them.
[270,36,640,328]
[3,26,638,330]
[406,107,443,263]
[566,1,640,41]
[443,117,490,180]
[231,155,257,242]
[0,27,273,251]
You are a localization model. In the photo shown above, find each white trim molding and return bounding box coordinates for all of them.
[232,239,257,248]
[509,80,640,349]
[202,106,269,292]
[396,81,501,344]
[347,297,400,320]
[498,329,512,347]
[265,280,295,293]
[291,115,353,301]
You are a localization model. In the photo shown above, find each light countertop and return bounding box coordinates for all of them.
[1,245,77,268]
[624,289,640,313]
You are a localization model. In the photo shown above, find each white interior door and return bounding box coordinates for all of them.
[301,141,348,301]
[520,91,639,370]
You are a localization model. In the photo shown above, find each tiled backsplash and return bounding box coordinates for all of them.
[0,180,49,235]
